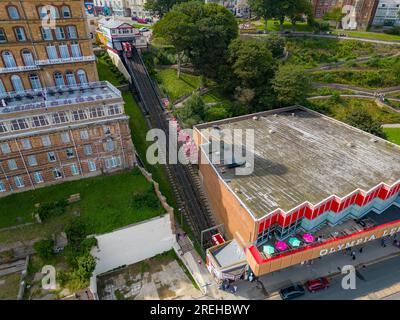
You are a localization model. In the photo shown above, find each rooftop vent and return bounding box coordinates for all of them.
[347,142,356,148]
[253,116,259,121]
[234,188,241,193]
[369,138,378,143]
[269,129,276,134]
[291,113,295,117]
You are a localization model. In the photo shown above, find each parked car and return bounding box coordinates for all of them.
[279,284,305,300]
[306,277,330,293]
[139,27,149,32]
[137,18,148,24]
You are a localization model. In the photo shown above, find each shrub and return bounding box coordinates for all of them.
[35,200,68,221]
[34,239,55,261]
[131,187,161,210]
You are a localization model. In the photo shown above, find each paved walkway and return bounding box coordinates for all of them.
[233,237,400,300]
[382,123,400,128]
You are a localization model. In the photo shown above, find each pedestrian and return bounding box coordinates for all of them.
[198,259,202,265]
[359,247,363,253]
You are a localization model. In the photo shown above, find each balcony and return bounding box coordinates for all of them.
[35,55,96,66]
[0,65,40,74]
[0,81,122,114]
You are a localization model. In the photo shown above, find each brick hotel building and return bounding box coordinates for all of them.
[0,0,135,196]
[194,107,400,280]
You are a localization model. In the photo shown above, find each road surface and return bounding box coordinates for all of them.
[296,256,400,300]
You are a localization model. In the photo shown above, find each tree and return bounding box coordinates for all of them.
[345,109,386,138]
[228,38,275,91]
[144,0,187,18]
[153,10,195,77]
[287,0,313,31]
[153,2,238,80]
[205,105,229,122]
[263,34,286,58]
[272,64,312,106]
[323,7,345,29]
[247,0,276,33]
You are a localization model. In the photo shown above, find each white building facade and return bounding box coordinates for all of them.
[372,0,400,26]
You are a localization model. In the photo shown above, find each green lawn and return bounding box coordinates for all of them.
[250,19,314,32]
[383,127,400,145]
[97,57,120,86]
[156,69,202,102]
[0,169,164,234]
[122,92,176,208]
[0,273,20,300]
[331,30,400,42]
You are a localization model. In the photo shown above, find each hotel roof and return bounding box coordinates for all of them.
[196,107,400,218]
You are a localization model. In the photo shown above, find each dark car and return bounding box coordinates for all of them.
[306,277,330,293]
[279,284,305,300]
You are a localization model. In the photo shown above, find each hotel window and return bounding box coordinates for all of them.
[41,28,53,41]
[48,151,56,162]
[34,171,44,184]
[71,42,82,58]
[22,50,34,66]
[66,71,76,85]
[32,115,49,128]
[10,119,28,131]
[66,148,74,158]
[0,181,5,192]
[0,122,7,133]
[80,130,89,140]
[104,138,114,152]
[90,107,104,118]
[8,159,17,170]
[42,135,51,147]
[53,168,62,179]
[27,155,37,166]
[105,156,121,169]
[83,144,92,156]
[14,27,27,41]
[46,45,58,59]
[72,110,87,121]
[54,72,65,87]
[66,26,77,39]
[55,27,65,40]
[1,143,10,154]
[88,160,96,172]
[52,111,69,124]
[3,51,16,68]
[59,43,70,59]
[108,105,122,115]
[62,6,72,18]
[21,139,31,150]
[70,164,79,175]
[77,70,87,84]
[11,75,24,93]
[29,74,42,90]
[60,132,71,143]
[14,176,24,188]
[7,6,20,20]
[0,29,7,43]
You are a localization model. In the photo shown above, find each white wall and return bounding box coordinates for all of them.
[91,214,175,275]
[107,48,132,83]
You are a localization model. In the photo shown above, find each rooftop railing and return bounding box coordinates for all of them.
[0,81,121,114]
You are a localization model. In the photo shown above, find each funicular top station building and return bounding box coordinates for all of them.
[193,107,400,279]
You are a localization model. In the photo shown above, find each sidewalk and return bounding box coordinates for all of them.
[235,237,400,300]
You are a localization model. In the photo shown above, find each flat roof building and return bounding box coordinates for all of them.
[194,106,400,278]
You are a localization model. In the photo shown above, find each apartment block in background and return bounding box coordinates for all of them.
[0,0,135,196]
[311,0,379,30]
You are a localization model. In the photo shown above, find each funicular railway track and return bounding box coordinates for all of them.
[124,49,215,248]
